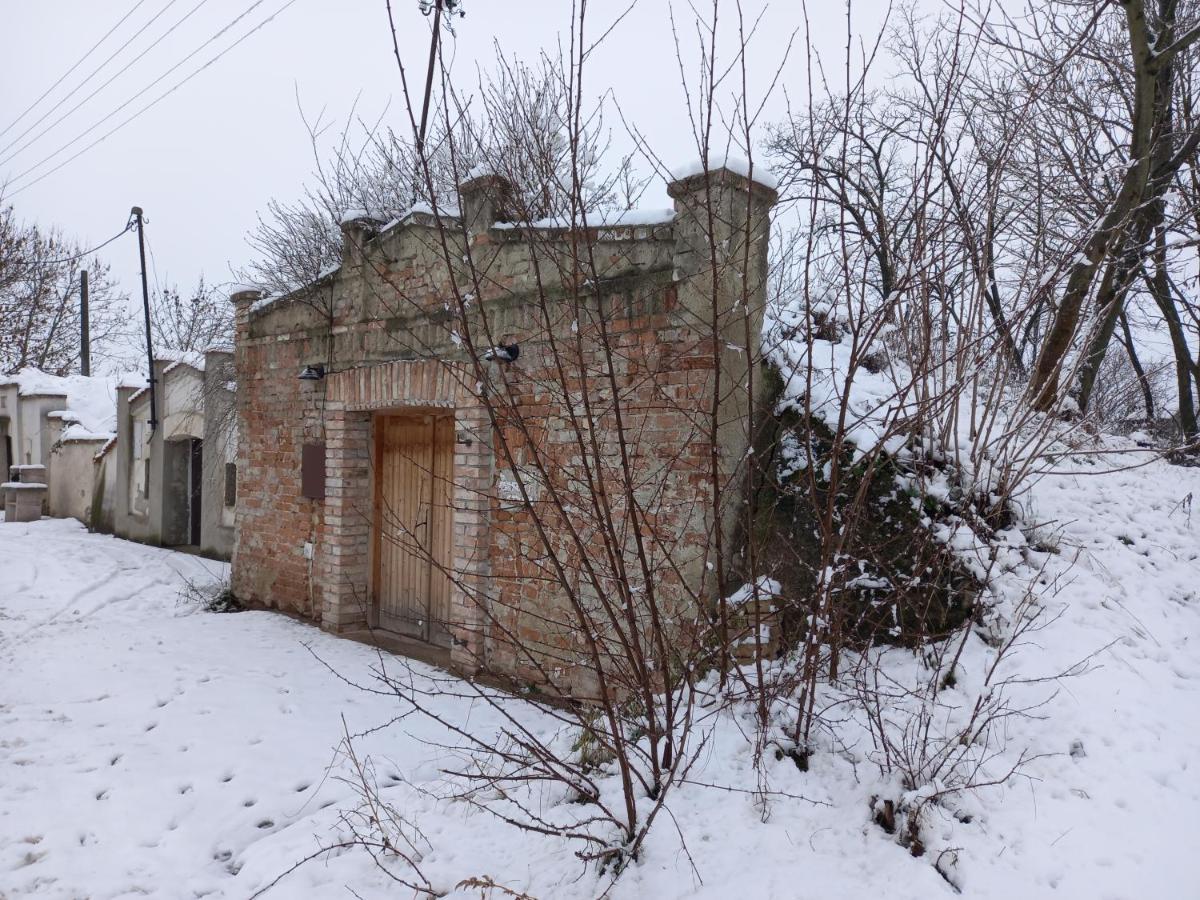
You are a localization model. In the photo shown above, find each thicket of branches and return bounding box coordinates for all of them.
[247,0,1198,893]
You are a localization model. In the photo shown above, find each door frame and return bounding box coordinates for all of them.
[370,409,454,646]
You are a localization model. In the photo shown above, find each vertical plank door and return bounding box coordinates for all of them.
[375,415,454,646]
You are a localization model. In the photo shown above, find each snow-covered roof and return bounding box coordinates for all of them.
[669,154,778,191]
[339,208,385,226]
[0,368,126,433]
[380,201,462,233]
[61,424,113,443]
[157,350,206,374]
[493,207,676,231]
[94,435,117,460]
[47,410,81,423]
[250,263,340,316]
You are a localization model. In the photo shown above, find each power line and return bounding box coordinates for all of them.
[1,0,217,171]
[0,0,152,142]
[39,217,136,266]
[0,0,186,162]
[4,0,286,194]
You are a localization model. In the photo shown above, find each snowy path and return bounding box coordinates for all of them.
[1,447,1198,899]
[0,519,534,899]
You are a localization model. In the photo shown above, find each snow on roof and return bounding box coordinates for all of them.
[5,369,68,397]
[203,342,234,355]
[47,410,81,423]
[493,207,676,231]
[94,435,117,460]
[250,262,339,316]
[339,208,385,226]
[61,424,112,443]
[379,201,462,234]
[156,350,206,373]
[1,368,125,433]
[229,283,261,297]
[669,154,779,191]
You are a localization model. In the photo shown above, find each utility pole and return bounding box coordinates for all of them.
[131,206,158,432]
[418,0,444,149]
[79,269,90,377]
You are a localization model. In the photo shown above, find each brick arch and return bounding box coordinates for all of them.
[320,359,493,672]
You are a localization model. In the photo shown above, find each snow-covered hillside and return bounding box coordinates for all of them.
[0,442,1196,899]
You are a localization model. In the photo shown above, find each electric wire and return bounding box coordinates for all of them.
[0,0,215,170]
[0,0,186,162]
[0,0,152,142]
[0,0,213,171]
[4,0,289,195]
[38,218,136,267]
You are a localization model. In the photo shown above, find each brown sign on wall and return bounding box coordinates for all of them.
[301,443,326,499]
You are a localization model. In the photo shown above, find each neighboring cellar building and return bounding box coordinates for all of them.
[110,351,237,559]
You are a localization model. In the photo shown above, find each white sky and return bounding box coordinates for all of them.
[1,1,892,307]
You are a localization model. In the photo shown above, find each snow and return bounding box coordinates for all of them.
[61,424,112,443]
[669,153,779,190]
[228,283,261,298]
[1,445,1197,898]
[380,200,463,233]
[338,208,384,226]
[493,207,676,231]
[3,368,136,434]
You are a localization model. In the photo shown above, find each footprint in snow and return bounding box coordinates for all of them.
[95,789,108,801]
[243,798,257,808]
[109,754,122,766]
[179,785,192,795]
[256,819,274,829]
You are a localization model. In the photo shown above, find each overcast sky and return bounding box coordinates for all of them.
[2,1,892,313]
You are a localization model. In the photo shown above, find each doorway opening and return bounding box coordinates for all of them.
[372,413,454,647]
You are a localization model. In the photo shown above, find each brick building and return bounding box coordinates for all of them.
[231,163,777,688]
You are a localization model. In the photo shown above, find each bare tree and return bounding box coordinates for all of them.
[149,274,233,354]
[0,202,131,376]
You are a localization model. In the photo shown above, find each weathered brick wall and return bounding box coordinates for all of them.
[231,167,776,689]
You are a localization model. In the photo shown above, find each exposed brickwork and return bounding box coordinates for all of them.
[232,168,777,687]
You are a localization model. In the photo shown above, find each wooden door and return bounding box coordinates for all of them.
[374,414,454,646]
[188,439,203,545]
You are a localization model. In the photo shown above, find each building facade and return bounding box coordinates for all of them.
[110,352,236,558]
[231,164,776,686]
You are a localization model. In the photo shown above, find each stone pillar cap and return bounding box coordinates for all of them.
[667,155,779,202]
[229,284,263,304]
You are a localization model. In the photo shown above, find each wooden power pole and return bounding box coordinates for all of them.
[131,206,158,432]
[79,269,90,376]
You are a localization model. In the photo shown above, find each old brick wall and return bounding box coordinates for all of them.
[231,166,776,689]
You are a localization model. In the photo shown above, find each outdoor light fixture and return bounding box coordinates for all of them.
[299,364,326,381]
[484,343,520,363]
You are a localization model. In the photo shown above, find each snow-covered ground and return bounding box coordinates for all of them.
[1,445,1197,899]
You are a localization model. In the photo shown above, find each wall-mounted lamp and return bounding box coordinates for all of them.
[299,364,326,381]
[484,343,520,363]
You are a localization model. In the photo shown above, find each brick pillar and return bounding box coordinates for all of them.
[666,164,778,599]
[458,172,514,237]
[317,405,371,632]
[228,286,261,602]
[448,404,495,673]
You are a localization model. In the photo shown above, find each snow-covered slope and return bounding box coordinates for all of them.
[0,442,1196,898]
